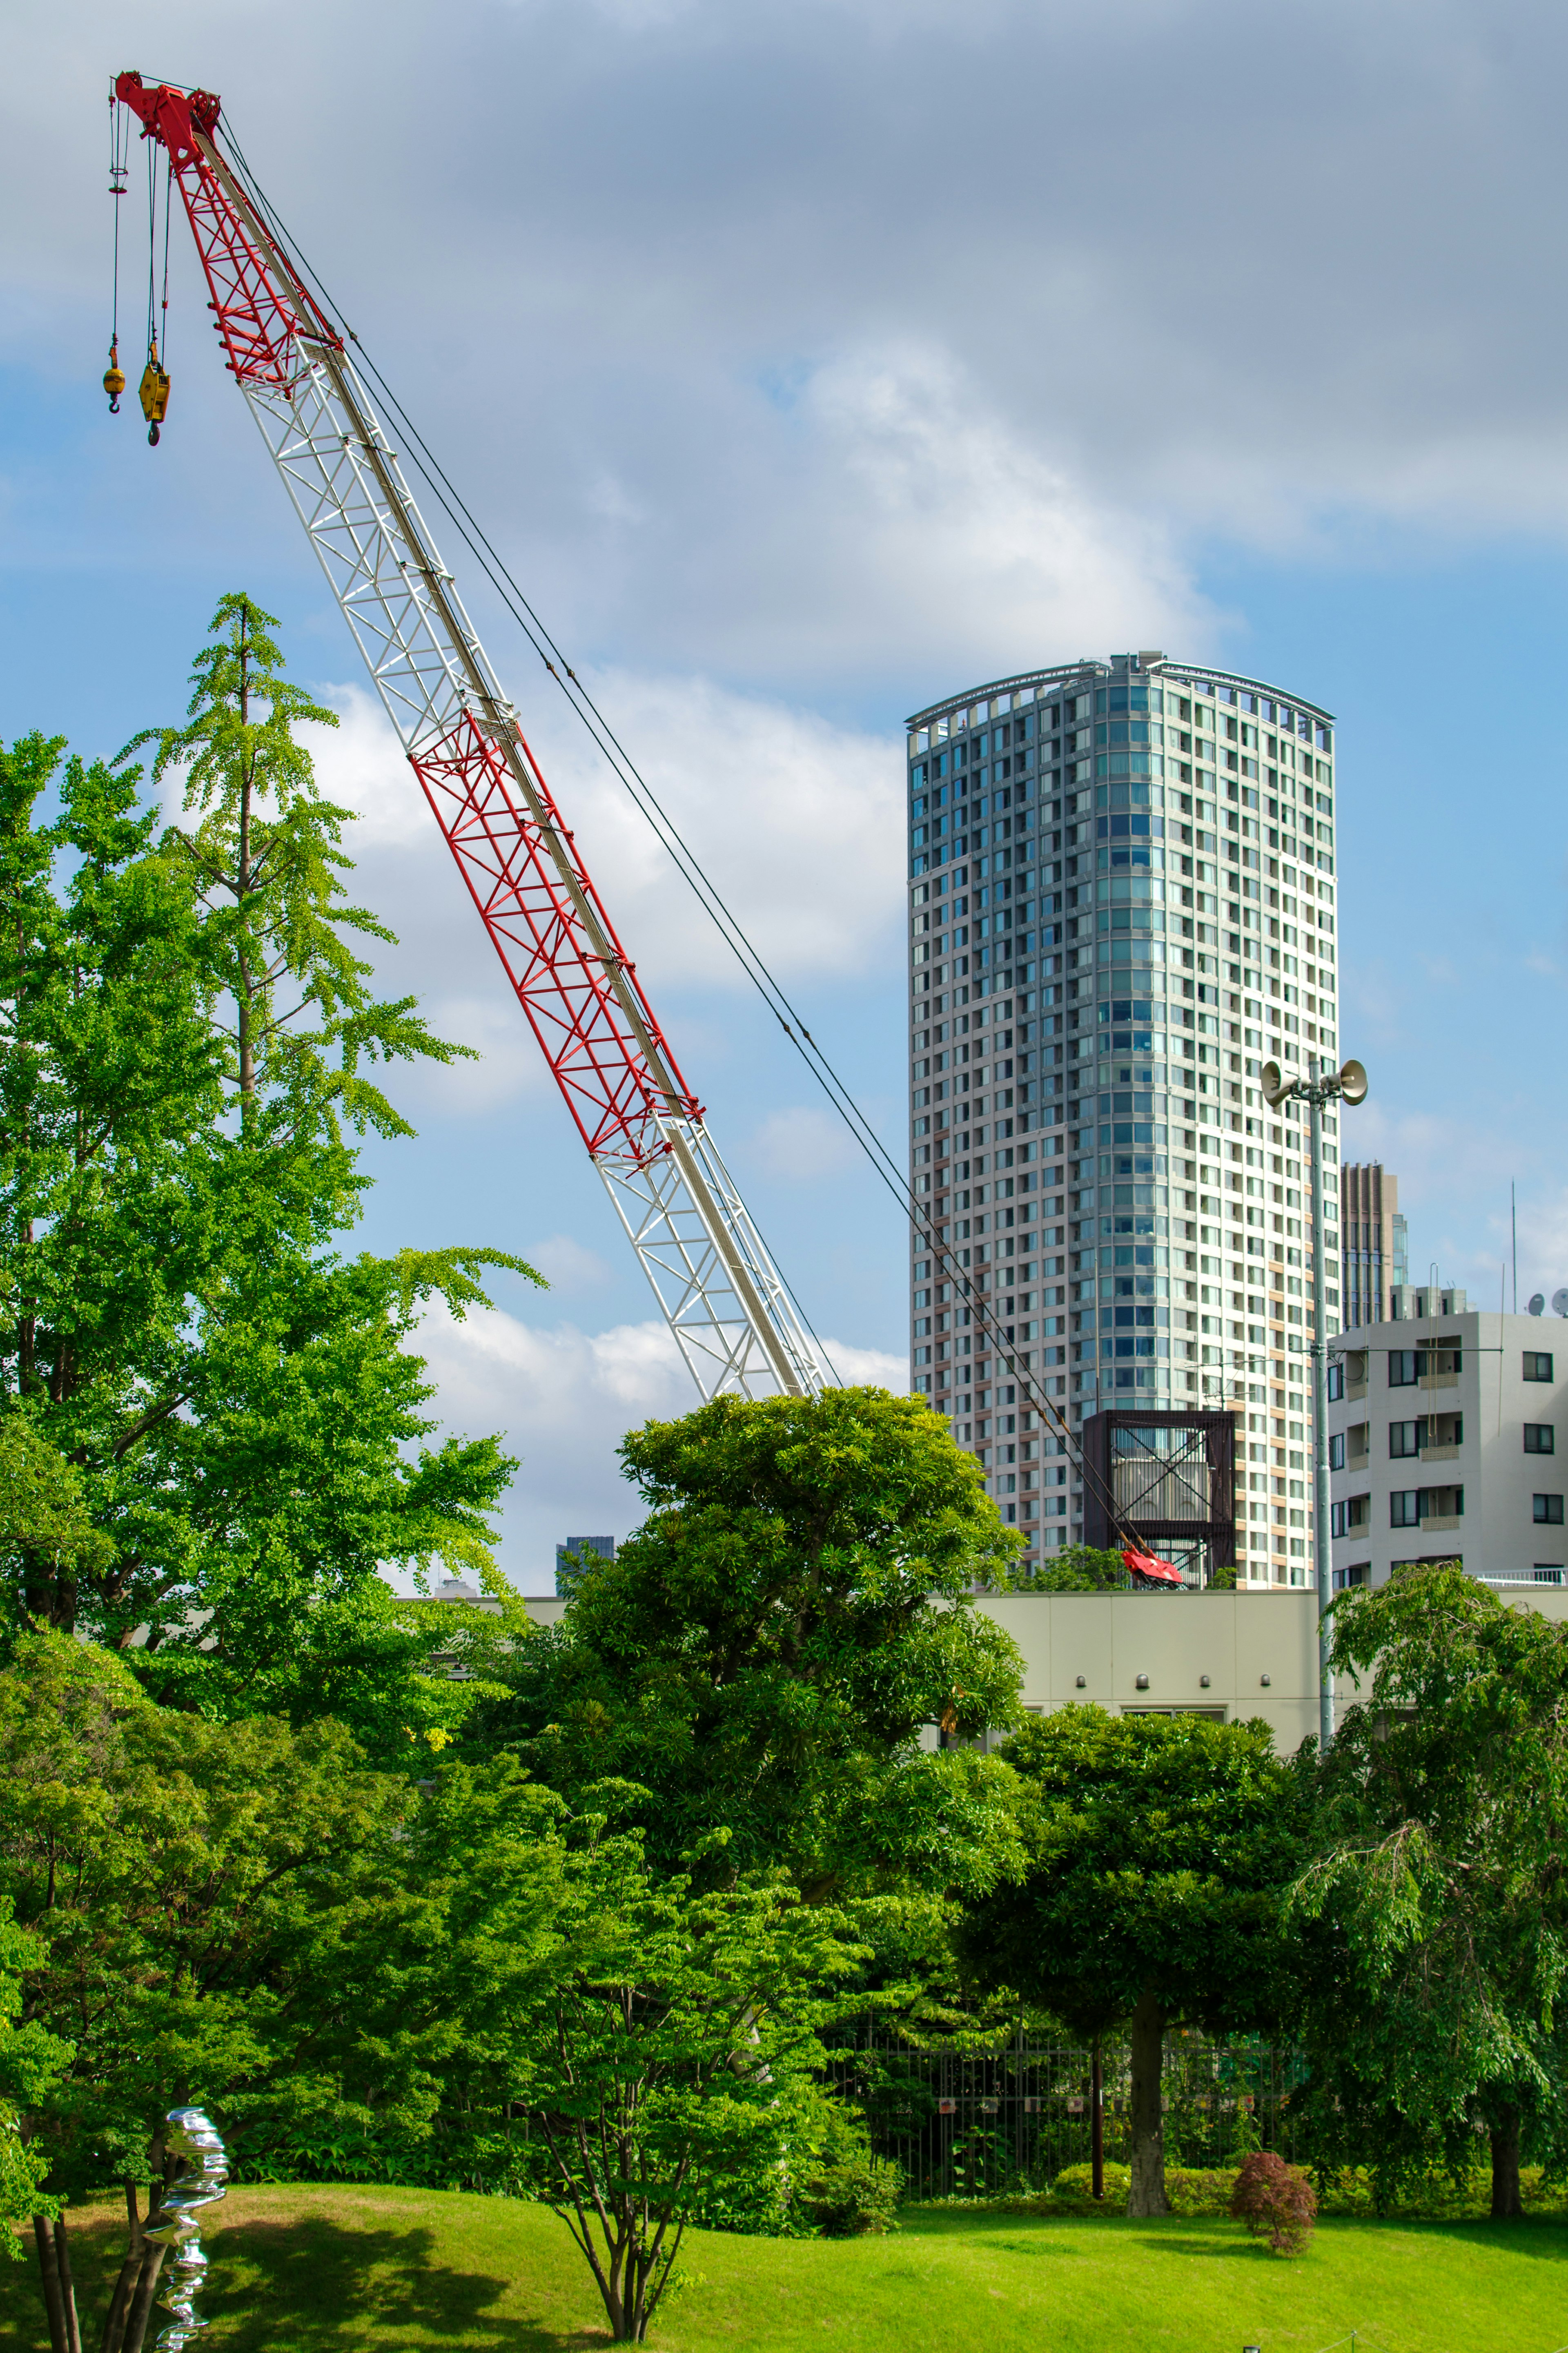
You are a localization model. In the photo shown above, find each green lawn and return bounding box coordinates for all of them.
[4,2186,1566,2352]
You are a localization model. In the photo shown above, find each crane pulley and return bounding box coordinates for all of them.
[108,67,826,1404]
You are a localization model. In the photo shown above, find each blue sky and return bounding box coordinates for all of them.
[4,0,1568,1579]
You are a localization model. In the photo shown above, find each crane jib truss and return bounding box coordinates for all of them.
[114,69,824,1405]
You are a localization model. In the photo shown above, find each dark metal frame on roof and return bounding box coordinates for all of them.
[1081,1408,1238,1584]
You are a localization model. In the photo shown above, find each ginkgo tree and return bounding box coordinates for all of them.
[122,592,464,1142]
[0,600,539,1750]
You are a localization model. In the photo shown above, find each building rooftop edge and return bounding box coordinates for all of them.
[905,658,1336,735]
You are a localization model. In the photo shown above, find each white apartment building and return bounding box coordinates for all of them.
[1328,1294,1568,1589]
[904,653,1342,1589]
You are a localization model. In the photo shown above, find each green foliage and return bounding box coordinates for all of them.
[957,1707,1310,2036]
[0,1633,412,2206]
[1014,1543,1128,1592]
[796,2144,904,2237]
[1051,2159,1132,2203]
[510,1827,866,2339]
[0,1900,71,2256]
[477,1389,1027,1901]
[1290,1562,1568,2215]
[122,592,471,1142]
[955,1708,1311,2213]
[0,620,538,1728]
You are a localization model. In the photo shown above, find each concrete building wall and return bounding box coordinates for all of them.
[507,1586,1568,1758]
[1330,1307,1568,1587]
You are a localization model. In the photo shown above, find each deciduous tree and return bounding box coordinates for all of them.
[0,599,540,1733]
[477,1388,1026,1901]
[954,1706,1310,2216]
[1291,1562,1568,2217]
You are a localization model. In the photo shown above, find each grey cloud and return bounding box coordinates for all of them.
[14,0,1568,706]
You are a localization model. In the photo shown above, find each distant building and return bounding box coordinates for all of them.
[1341,1162,1407,1332]
[555,1534,615,1596]
[1327,1298,1568,1588]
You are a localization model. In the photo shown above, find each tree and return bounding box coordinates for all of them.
[474,1388,1027,1901]
[1017,1543,1129,1593]
[0,1633,427,2353]
[0,604,540,1732]
[122,592,465,1142]
[512,1829,862,2342]
[954,1707,1310,2215]
[1290,1562,1568,2217]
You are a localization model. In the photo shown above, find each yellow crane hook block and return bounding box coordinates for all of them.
[139,341,170,444]
[103,337,125,414]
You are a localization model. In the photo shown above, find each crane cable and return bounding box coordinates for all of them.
[210,109,1140,1552]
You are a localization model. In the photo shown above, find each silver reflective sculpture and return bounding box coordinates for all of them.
[148,2108,228,2350]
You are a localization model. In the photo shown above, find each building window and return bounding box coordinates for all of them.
[1525,1352,1554,1383]
[1390,1490,1421,1527]
[1331,1501,1346,1537]
[1388,1419,1421,1458]
[1524,1424,1556,1455]
[1388,1350,1420,1387]
[1327,1363,1344,1401]
[1329,1433,1345,1470]
[1534,1494,1565,1525]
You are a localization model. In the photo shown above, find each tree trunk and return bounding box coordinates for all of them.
[100,2185,145,2353]
[1090,2039,1104,2200]
[34,2217,70,2353]
[1489,2107,1523,2219]
[120,2245,167,2353]
[1126,1989,1168,2217]
[53,2219,83,2353]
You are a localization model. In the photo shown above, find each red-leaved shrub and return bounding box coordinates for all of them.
[1228,2150,1317,2255]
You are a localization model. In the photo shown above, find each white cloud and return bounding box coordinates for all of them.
[287,672,904,1121]
[746,1105,863,1183]
[817,1336,909,1389]
[414,1296,911,1582]
[775,345,1212,679]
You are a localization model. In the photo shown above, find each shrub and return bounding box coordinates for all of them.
[797,2150,904,2237]
[1051,2161,1131,2204]
[1165,2167,1237,2215]
[1229,2150,1317,2254]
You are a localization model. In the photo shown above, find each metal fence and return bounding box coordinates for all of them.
[824,2028,1303,2198]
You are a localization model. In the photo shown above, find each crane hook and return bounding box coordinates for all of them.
[139,339,170,447]
[103,336,125,415]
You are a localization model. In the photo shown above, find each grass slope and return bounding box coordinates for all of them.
[3,2187,1565,2352]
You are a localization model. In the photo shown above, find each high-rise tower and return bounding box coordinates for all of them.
[1340,1162,1406,1332]
[906,653,1341,1588]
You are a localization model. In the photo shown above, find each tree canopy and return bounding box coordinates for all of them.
[1291,1562,1568,2215]
[475,1388,1026,1900]
[0,598,541,1745]
[955,1706,1311,2214]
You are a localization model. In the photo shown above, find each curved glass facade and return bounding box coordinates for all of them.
[905,652,1341,1588]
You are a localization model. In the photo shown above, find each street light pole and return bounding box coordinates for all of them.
[1307,1067,1333,1753]
[1260,1050,1367,1752]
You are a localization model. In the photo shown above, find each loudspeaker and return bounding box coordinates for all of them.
[1338,1058,1368,1106]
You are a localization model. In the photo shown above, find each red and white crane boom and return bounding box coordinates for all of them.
[113,70,824,1403]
